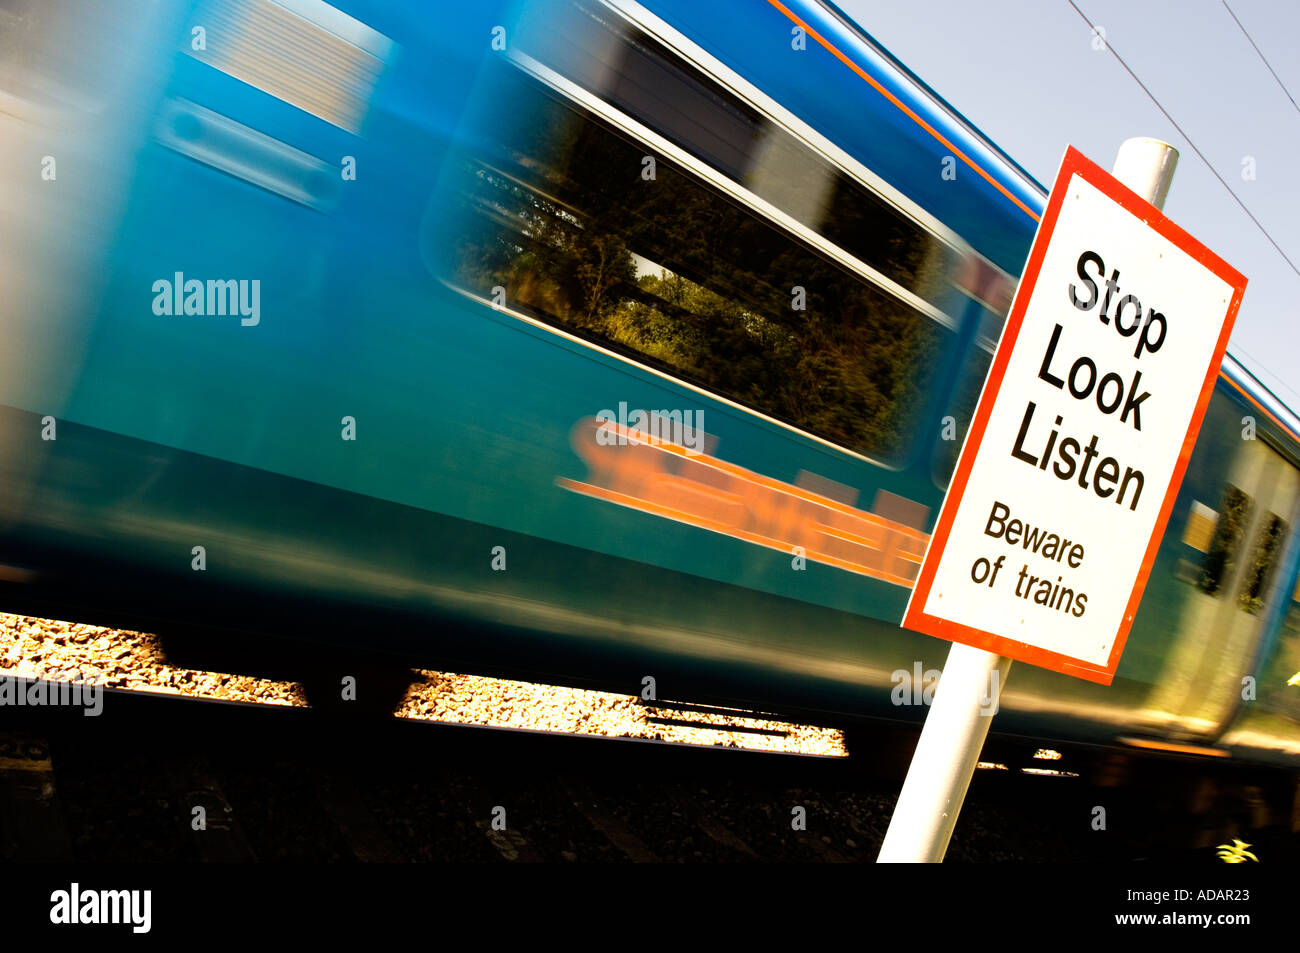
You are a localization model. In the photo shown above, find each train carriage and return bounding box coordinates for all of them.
[0,0,1297,767]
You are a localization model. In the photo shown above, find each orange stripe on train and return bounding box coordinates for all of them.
[559,417,929,587]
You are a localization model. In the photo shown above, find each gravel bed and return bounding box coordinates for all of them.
[0,613,304,706]
[396,669,847,755]
[15,611,1271,863]
[2,613,847,756]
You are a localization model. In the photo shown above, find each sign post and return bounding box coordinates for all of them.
[877,138,1247,862]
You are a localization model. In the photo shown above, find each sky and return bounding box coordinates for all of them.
[838,0,1300,409]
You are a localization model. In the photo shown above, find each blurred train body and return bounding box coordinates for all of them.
[1,0,1297,766]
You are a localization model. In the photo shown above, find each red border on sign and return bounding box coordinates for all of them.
[902,145,1248,685]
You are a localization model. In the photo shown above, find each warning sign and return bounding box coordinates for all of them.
[903,146,1247,684]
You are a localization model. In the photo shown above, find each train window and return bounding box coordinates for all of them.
[442,62,950,461]
[513,0,969,321]
[1197,484,1251,596]
[1181,500,1217,552]
[1238,513,1287,614]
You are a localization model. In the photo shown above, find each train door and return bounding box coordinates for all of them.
[1220,555,1300,759]
[1146,431,1300,738]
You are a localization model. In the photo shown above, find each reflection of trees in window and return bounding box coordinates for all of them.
[1198,484,1251,596]
[451,68,948,460]
[820,170,955,317]
[1239,514,1287,614]
[526,0,955,310]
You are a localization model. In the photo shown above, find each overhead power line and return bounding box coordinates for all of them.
[1066,0,1300,281]
[1222,0,1300,119]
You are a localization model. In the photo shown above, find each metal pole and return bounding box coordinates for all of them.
[876,138,1178,863]
[876,642,1011,862]
[1112,137,1180,209]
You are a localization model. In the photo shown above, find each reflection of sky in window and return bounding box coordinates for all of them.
[631,252,663,278]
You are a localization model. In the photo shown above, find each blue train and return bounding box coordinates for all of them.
[1,0,1297,768]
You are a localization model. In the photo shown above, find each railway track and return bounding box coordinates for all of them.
[4,680,1296,864]
[2,686,862,864]
[3,613,1298,863]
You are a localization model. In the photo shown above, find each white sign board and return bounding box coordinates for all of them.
[904,146,1247,684]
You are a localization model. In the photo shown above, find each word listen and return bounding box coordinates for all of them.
[1009,249,1167,510]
